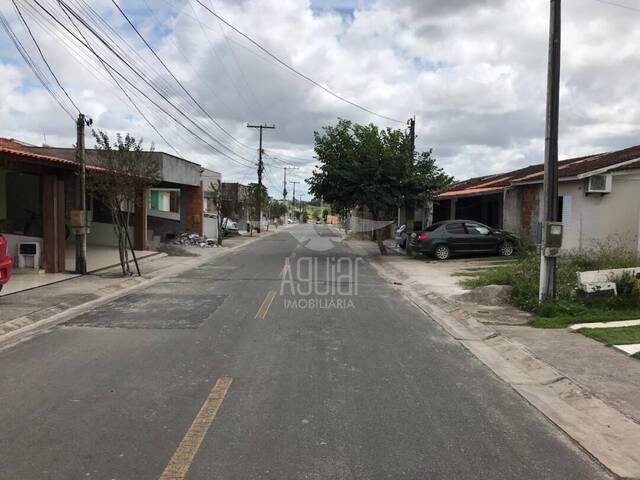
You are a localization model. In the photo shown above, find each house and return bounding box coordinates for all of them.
[32,146,205,247]
[0,138,148,273]
[435,145,640,252]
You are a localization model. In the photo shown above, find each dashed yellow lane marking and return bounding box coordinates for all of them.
[159,376,233,480]
[255,290,277,320]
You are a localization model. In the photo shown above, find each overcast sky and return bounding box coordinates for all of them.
[1,0,639,199]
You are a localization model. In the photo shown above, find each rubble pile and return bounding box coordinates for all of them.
[173,232,218,248]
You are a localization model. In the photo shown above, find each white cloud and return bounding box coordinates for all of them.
[1,0,640,195]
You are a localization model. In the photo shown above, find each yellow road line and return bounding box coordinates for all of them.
[255,290,277,320]
[159,376,233,480]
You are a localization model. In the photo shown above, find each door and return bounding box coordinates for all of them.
[464,222,500,252]
[444,222,470,252]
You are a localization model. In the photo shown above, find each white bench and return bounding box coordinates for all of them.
[576,267,640,296]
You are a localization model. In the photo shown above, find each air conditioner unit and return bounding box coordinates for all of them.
[586,174,612,194]
[18,241,42,270]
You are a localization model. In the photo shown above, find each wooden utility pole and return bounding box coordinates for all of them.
[247,124,275,233]
[539,0,562,301]
[282,166,298,221]
[289,180,299,219]
[75,113,88,274]
[408,116,416,158]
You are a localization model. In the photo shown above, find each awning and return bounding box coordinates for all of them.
[436,187,504,200]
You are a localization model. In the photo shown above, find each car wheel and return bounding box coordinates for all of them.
[434,244,451,260]
[499,241,515,257]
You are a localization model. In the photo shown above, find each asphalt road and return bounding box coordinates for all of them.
[0,225,610,479]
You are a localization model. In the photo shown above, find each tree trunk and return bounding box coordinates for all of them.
[371,211,387,255]
[217,217,224,246]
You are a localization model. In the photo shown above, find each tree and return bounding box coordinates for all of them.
[322,208,329,220]
[269,200,288,220]
[307,119,452,254]
[244,183,269,233]
[208,180,226,246]
[89,131,160,275]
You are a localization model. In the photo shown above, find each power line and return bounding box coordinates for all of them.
[111,0,253,153]
[53,0,181,156]
[187,0,259,121]
[192,0,404,124]
[33,0,255,168]
[0,11,75,121]
[42,0,251,163]
[13,0,80,114]
[203,0,266,116]
[591,0,640,12]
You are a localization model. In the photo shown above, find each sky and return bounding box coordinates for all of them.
[1,0,640,199]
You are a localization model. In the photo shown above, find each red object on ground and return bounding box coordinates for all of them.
[0,234,13,289]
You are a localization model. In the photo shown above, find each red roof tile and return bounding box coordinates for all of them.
[438,145,640,199]
[0,138,104,171]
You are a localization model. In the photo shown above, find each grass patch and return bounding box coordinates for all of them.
[580,325,640,346]
[633,352,640,360]
[460,241,640,328]
[531,308,640,328]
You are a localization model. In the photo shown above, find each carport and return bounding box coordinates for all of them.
[435,188,504,228]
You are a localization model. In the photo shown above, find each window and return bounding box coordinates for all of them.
[445,222,466,234]
[557,195,571,226]
[465,223,490,235]
[148,189,181,220]
[150,190,180,213]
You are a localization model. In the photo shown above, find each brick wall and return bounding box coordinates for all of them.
[184,184,203,236]
[520,184,541,242]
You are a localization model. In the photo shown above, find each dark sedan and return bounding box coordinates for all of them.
[409,220,519,260]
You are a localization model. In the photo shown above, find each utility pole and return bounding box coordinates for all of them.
[247,123,275,232]
[405,116,416,229]
[539,0,562,301]
[74,113,91,274]
[289,180,299,219]
[408,116,416,158]
[283,166,298,220]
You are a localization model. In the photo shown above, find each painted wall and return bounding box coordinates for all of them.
[505,173,640,252]
[161,154,201,186]
[86,221,134,248]
[559,175,640,252]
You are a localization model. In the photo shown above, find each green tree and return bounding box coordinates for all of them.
[245,183,269,233]
[307,119,452,254]
[90,131,160,275]
[269,200,288,220]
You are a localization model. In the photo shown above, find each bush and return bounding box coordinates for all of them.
[462,241,640,317]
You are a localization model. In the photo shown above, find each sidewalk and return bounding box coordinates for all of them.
[359,242,640,479]
[0,230,277,350]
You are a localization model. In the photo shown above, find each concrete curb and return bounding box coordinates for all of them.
[369,256,640,480]
[0,229,283,353]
